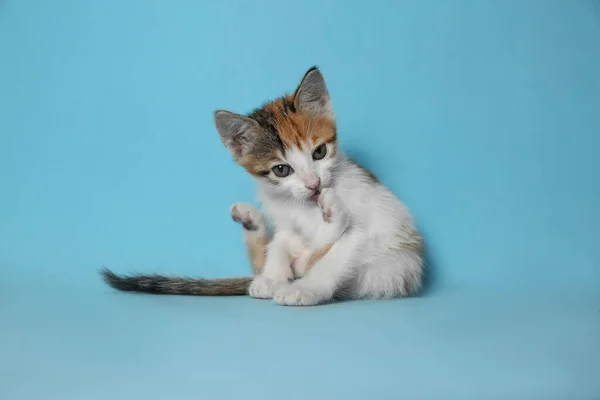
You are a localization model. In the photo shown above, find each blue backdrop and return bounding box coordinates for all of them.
[1,1,599,399]
[2,0,599,291]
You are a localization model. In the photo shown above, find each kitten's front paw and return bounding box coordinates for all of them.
[230,203,264,232]
[317,188,336,223]
[273,283,321,306]
[317,188,344,222]
[316,189,349,240]
[248,276,278,299]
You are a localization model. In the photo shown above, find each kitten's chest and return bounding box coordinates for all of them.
[265,203,322,240]
[291,209,323,239]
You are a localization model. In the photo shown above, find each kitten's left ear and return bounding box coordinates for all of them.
[214,110,261,160]
[294,66,335,122]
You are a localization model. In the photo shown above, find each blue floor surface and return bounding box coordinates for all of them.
[2,280,599,400]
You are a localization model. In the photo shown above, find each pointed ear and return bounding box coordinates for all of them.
[293,67,334,121]
[214,110,260,160]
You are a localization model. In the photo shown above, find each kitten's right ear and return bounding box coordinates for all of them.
[214,110,260,160]
[294,67,334,122]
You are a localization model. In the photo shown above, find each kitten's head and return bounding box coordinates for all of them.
[214,67,338,202]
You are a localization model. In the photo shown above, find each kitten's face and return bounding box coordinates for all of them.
[215,67,338,202]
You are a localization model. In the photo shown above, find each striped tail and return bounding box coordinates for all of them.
[100,268,251,296]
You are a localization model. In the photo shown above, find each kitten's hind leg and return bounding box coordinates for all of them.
[349,249,423,299]
[230,203,268,275]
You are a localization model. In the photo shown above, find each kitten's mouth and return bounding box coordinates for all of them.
[309,189,321,202]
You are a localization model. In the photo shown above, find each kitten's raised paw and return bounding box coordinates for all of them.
[230,203,264,232]
[273,283,321,306]
[317,188,336,223]
[248,276,277,299]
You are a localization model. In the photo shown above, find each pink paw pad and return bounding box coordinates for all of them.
[230,204,258,231]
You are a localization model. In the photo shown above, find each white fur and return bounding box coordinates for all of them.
[250,150,424,306]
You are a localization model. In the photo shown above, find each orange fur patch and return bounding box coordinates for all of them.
[245,233,268,275]
[266,96,336,149]
[305,242,334,272]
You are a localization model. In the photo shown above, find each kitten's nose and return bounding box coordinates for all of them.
[305,177,321,191]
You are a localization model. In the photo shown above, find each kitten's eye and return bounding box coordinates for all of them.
[312,144,327,160]
[271,164,293,178]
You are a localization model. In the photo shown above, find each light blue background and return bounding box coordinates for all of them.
[1,1,599,399]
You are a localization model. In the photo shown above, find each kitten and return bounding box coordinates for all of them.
[102,67,424,306]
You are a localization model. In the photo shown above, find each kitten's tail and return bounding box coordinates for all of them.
[100,268,251,296]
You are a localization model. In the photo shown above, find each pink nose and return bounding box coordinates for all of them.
[305,178,321,191]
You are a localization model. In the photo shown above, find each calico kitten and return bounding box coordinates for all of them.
[102,67,424,306]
